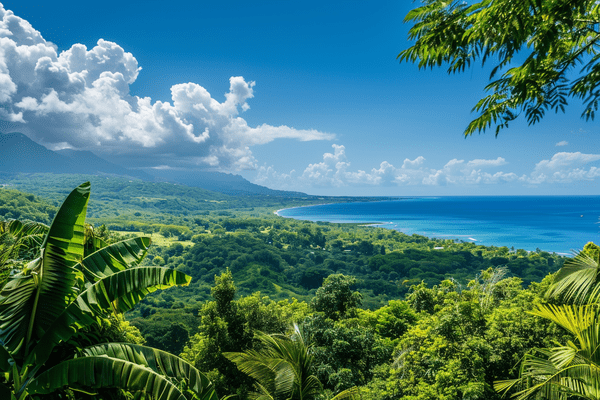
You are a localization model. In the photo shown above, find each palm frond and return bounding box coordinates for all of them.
[330,386,361,400]
[546,250,600,304]
[497,304,600,399]
[529,304,600,362]
[225,328,324,400]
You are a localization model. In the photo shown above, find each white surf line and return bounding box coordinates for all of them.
[274,202,337,217]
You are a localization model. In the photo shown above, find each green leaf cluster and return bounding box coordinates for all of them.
[401,0,600,135]
[0,183,216,400]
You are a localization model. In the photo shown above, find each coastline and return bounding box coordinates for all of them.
[274,198,404,218]
[274,202,336,217]
[271,197,595,254]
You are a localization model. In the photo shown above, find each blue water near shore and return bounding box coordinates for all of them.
[276,196,600,254]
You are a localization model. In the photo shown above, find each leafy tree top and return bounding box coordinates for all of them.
[400,0,600,135]
[311,274,362,320]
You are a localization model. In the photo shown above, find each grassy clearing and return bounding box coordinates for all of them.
[114,230,195,247]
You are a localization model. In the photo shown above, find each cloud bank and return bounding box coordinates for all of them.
[255,145,600,190]
[525,152,600,184]
[0,4,333,169]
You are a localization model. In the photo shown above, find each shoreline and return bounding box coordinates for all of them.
[274,216,577,256]
[274,198,407,218]
[273,198,590,255]
[274,202,336,217]
[275,205,387,226]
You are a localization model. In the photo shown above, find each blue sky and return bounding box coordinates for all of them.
[3,0,600,195]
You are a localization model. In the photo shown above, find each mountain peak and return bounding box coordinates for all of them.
[0,132,307,198]
[0,132,149,179]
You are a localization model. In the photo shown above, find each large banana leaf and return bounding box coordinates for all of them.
[77,237,151,283]
[0,258,41,355]
[28,265,190,366]
[75,266,191,312]
[0,219,48,238]
[0,182,89,356]
[29,356,192,400]
[0,219,49,303]
[82,343,218,400]
[0,342,12,373]
[29,343,217,400]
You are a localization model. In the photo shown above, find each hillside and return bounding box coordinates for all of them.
[150,168,308,197]
[0,179,563,307]
[0,131,308,197]
[0,132,149,179]
[56,148,153,180]
[0,180,571,400]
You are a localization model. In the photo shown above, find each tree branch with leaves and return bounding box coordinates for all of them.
[400,0,600,136]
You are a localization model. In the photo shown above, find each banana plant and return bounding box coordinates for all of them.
[0,219,49,286]
[0,182,217,400]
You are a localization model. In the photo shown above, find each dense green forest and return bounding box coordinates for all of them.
[0,178,589,400]
[0,187,57,223]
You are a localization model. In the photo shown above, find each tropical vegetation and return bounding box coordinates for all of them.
[0,177,595,400]
[224,326,359,400]
[0,182,217,400]
[495,243,600,399]
[400,0,600,136]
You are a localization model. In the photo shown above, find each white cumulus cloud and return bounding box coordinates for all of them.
[522,152,600,184]
[257,144,518,190]
[254,165,296,189]
[254,147,600,192]
[556,140,569,147]
[467,157,507,168]
[0,4,333,170]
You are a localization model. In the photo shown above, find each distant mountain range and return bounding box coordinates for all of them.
[0,131,307,198]
[0,132,151,179]
[148,169,307,197]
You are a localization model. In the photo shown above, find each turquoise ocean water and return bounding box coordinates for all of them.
[276,196,600,254]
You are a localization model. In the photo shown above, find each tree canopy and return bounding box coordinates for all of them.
[400,0,600,135]
[0,183,216,400]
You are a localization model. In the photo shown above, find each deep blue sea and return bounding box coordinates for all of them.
[276,197,600,254]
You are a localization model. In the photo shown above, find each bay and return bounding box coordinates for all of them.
[276,196,600,254]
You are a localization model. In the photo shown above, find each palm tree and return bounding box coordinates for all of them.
[0,182,217,400]
[545,245,600,305]
[224,325,358,400]
[495,303,600,400]
[495,246,600,399]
